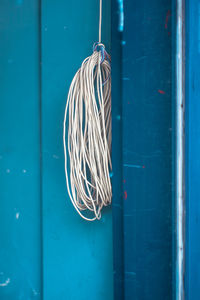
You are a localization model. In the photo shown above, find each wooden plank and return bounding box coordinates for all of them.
[122,0,173,299]
[41,1,113,299]
[0,0,41,298]
[111,0,124,299]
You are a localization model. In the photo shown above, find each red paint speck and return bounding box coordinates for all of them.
[124,191,127,200]
[158,89,165,94]
[123,179,126,183]
[165,10,171,29]
[142,165,145,169]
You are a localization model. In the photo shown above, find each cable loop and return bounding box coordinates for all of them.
[63,0,111,221]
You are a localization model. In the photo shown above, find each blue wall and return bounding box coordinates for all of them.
[0,1,113,299]
[112,0,175,299]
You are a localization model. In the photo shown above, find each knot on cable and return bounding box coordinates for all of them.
[93,42,108,63]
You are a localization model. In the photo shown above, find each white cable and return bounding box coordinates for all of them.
[99,0,102,43]
[63,0,112,221]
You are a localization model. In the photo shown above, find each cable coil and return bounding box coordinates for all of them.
[63,0,112,221]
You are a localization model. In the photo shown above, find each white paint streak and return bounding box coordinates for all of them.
[176,0,185,299]
[16,212,20,219]
[0,278,10,287]
[32,289,38,296]
[118,0,124,32]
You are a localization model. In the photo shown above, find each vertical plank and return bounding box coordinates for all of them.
[111,0,124,299]
[0,0,41,299]
[185,0,200,299]
[41,1,113,299]
[122,0,173,299]
[175,0,185,298]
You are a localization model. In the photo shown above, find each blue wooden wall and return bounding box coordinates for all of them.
[111,0,124,299]
[111,0,175,299]
[0,1,42,298]
[122,1,173,298]
[0,1,113,299]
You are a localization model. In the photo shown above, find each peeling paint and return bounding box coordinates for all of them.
[158,89,165,94]
[123,163,143,169]
[32,289,38,296]
[165,10,171,29]
[125,271,136,275]
[0,278,10,287]
[124,191,127,200]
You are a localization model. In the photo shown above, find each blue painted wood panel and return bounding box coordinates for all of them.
[111,1,124,299]
[185,0,200,299]
[41,1,113,299]
[0,1,113,299]
[0,0,41,298]
[121,0,173,299]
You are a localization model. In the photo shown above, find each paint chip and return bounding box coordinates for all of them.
[0,278,10,287]
[165,10,171,29]
[158,89,165,94]
[32,289,38,296]
[124,191,127,200]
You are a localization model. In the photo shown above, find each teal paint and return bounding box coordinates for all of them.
[111,0,124,298]
[0,0,113,299]
[0,0,41,298]
[41,0,113,300]
[113,0,174,299]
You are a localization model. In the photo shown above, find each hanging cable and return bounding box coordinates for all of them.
[63,0,112,221]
